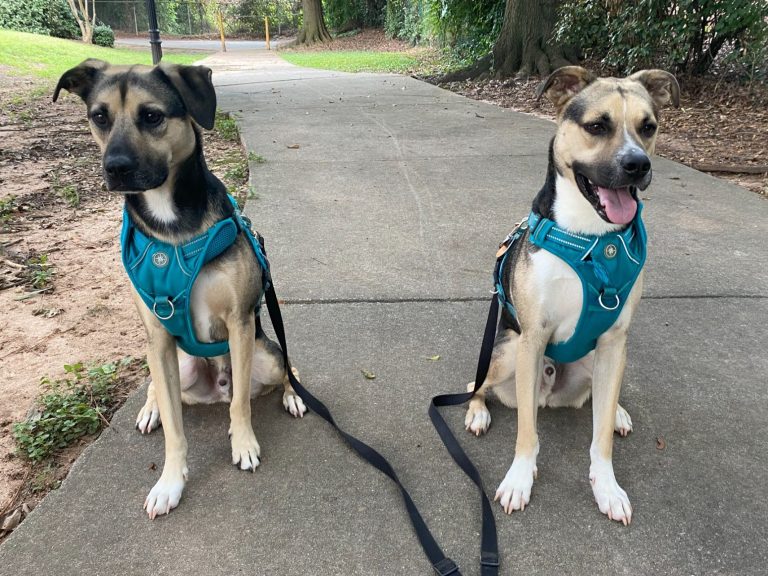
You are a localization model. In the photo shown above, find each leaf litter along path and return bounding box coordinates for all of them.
[0,72,251,539]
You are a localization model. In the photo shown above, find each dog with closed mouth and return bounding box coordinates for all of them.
[464,66,679,524]
[54,59,307,518]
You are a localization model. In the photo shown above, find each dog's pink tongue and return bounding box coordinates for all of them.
[596,186,637,225]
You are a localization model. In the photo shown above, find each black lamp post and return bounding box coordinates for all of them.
[145,0,163,64]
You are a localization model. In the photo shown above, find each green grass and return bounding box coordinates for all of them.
[0,29,201,80]
[214,111,239,141]
[248,151,266,164]
[26,253,54,290]
[13,359,140,462]
[280,50,419,74]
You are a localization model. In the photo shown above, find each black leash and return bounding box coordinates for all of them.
[263,283,469,576]
[428,294,501,576]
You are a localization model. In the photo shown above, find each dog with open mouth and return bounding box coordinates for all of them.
[54,59,307,518]
[464,66,679,525]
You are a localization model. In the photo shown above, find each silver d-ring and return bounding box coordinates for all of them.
[153,299,175,320]
[598,292,620,311]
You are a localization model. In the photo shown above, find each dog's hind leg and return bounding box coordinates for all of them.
[614,404,633,437]
[281,367,307,418]
[228,312,261,471]
[136,350,208,434]
[544,353,633,436]
[249,323,307,418]
[136,381,161,434]
[465,326,518,436]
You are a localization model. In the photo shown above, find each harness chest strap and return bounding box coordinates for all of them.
[495,206,647,363]
[121,195,270,357]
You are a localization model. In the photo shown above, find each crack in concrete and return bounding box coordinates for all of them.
[280,294,767,306]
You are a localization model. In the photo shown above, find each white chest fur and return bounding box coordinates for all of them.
[530,249,582,344]
[143,187,177,224]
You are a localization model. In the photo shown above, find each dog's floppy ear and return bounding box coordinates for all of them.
[628,69,680,108]
[536,66,596,110]
[53,59,109,103]
[159,63,217,130]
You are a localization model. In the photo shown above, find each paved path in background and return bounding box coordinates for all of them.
[1,51,767,575]
[115,37,289,52]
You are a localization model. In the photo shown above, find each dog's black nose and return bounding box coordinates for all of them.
[621,151,651,178]
[104,154,137,178]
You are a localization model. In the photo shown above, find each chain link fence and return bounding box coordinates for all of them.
[95,0,300,39]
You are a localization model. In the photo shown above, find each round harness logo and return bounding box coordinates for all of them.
[604,244,618,259]
[152,251,170,268]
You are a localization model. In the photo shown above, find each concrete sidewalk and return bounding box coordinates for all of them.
[1,51,766,575]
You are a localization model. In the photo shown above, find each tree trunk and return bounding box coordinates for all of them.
[65,0,94,43]
[296,0,332,45]
[492,0,572,78]
[690,32,736,76]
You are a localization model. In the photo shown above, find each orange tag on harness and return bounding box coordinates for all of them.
[496,242,511,258]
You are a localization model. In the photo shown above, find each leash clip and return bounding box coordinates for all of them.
[152,297,175,320]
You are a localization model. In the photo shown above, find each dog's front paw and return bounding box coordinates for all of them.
[136,399,161,434]
[229,426,261,471]
[282,367,307,418]
[614,404,633,437]
[144,467,187,519]
[590,460,632,525]
[495,454,538,514]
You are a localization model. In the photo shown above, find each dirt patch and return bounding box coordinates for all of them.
[435,74,768,197]
[0,72,250,539]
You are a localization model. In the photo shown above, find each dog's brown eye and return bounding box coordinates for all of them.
[640,122,657,137]
[584,122,607,136]
[91,112,108,127]
[142,111,164,127]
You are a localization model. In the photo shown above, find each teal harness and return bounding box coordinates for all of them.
[495,206,647,363]
[120,195,270,357]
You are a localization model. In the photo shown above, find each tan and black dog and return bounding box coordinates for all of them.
[464,67,679,524]
[54,59,306,518]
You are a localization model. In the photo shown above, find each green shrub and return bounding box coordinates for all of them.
[326,0,385,32]
[0,0,78,38]
[92,23,114,47]
[0,0,50,35]
[555,0,768,77]
[385,0,504,61]
[49,0,80,39]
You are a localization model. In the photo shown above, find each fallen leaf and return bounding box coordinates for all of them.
[32,307,63,318]
[426,355,441,361]
[656,436,666,450]
[148,462,157,471]
[361,369,376,380]
[287,144,300,149]
[1,508,22,531]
